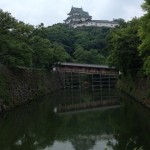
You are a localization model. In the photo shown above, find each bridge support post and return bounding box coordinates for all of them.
[100,74,102,102]
[92,74,93,91]
[63,72,81,90]
[109,74,111,101]
[70,72,73,89]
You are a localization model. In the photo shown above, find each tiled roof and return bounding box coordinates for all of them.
[56,62,114,69]
[68,7,91,18]
[91,20,118,24]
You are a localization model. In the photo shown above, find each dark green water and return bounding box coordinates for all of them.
[0,89,150,150]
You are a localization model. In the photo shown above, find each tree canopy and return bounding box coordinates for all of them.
[0,1,150,76]
[107,0,150,76]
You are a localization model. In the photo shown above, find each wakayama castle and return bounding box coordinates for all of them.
[64,7,119,28]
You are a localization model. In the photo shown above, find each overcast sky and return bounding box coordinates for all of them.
[0,0,144,26]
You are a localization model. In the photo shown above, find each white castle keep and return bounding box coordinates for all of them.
[64,7,119,28]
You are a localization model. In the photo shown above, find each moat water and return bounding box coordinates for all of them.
[0,88,150,150]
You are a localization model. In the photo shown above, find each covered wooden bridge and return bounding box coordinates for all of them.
[55,62,118,75]
[55,62,118,89]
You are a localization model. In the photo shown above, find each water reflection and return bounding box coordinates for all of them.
[0,89,149,150]
[57,88,119,113]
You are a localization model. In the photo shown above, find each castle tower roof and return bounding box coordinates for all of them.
[68,7,91,18]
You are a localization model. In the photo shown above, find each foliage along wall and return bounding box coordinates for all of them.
[0,64,62,112]
[117,75,150,109]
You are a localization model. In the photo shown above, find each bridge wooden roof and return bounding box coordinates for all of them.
[56,62,115,69]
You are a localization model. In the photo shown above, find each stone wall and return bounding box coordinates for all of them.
[117,75,150,108]
[0,65,62,112]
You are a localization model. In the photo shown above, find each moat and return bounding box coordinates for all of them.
[0,88,149,150]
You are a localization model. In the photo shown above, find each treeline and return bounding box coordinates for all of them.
[0,0,150,76]
[108,0,150,76]
[0,9,113,69]
[0,10,70,69]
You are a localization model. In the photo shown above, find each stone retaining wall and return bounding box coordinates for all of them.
[0,65,62,112]
[117,75,150,109]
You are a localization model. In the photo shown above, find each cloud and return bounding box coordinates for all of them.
[0,0,144,26]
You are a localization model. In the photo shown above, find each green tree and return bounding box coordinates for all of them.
[138,0,150,75]
[30,36,53,68]
[52,43,71,63]
[0,9,16,33]
[73,45,88,63]
[0,9,33,67]
[46,24,75,55]
[73,45,105,64]
[107,19,142,75]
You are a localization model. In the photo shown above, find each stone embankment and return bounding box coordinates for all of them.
[117,75,150,109]
[0,65,62,112]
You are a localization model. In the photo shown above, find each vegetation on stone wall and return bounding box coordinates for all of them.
[0,64,61,110]
[0,65,12,107]
[117,75,150,108]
